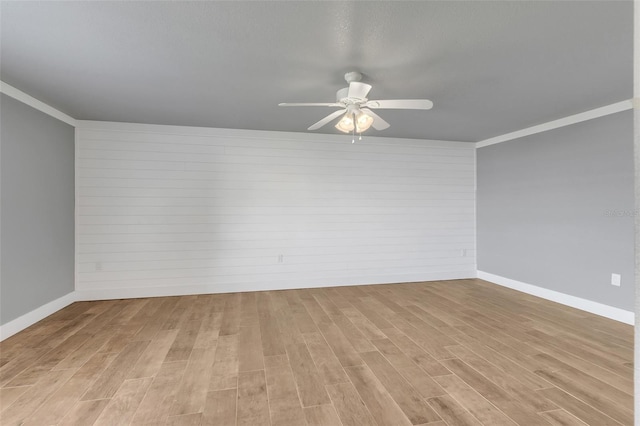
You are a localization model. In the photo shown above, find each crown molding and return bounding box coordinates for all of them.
[476,100,633,148]
[0,80,77,127]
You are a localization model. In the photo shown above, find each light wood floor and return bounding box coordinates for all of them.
[0,279,633,426]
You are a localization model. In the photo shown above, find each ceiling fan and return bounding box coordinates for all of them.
[279,71,433,140]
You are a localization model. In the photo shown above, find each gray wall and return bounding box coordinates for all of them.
[477,110,634,311]
[1,94,75,324]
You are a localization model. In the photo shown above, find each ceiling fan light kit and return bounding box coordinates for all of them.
[334,105,374,134]
[279,71,433,141]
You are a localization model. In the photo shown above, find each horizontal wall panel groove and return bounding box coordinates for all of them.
[77,163,476,179]
[77,180,474,193]
[79,139,473,161]
[78,256,475,277]
[77,225,475,236]
[78,213,473,226]
[77,155,473,172]
[76,189,475,201]
[77,124,476,294]
[77,250,474,270]
[78,263,475,285]
[77,267,477,292]
[78,144,474,161]
[78,233,475,245]
[78,205,475,216]
[77,175,472,187]
[78,166,474,183]
[77,197,475,208]
[77,236,476,251]
[78,248,477,263]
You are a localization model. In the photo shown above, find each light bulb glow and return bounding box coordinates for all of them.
[335,113,355,133]
[355,112,374,132]
[335,110,374,134]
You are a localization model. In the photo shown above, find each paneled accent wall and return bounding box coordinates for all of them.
[76,121,475,299]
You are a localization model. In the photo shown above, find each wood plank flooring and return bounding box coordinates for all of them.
[0,279,633,425]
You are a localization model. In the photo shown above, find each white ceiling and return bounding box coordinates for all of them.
[0,1,632,142]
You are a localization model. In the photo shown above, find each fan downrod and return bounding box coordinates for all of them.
[344,71,362,84]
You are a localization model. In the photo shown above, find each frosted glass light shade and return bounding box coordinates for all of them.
[335,112,355,133]
[355,112,373,132]
[335,111,373,133]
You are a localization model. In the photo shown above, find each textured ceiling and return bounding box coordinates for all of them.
[0,1,632,142]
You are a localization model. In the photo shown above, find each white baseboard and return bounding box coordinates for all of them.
[0,291,77,341]
[0,272,475,340]
[75,271,477,301]
[477,271,634,325]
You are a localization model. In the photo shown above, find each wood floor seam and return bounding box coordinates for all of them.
[0,279,631,426]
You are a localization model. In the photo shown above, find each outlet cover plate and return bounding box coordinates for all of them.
[611,273,621,287]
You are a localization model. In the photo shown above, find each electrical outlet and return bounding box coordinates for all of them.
[95,262,103,271]
[278,254,284,263]
[611,273,621,287]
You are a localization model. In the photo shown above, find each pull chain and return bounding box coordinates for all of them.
[352,112,356,143]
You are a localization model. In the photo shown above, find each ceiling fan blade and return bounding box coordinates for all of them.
[279,102,343,107]
[365,99,433,110]
[347,82,372,99]
[361,108,390,130]
[308,109,347,130]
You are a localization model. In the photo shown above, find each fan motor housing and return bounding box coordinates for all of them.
[336,87,366,106]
